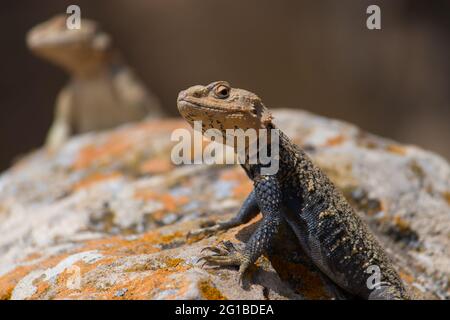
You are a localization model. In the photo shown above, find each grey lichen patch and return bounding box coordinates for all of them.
[10,270,44,300]
[11,251,103,300]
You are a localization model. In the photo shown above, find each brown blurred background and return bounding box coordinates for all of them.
[1,0,449,171]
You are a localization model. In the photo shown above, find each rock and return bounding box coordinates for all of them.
[0,110,448,300]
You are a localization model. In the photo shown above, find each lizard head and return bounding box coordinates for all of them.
[177,81,273,134]
[26,15,113,76]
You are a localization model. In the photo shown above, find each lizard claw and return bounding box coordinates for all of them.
[201,241,236,255]
[200,246,221,254]
[197,241,252,283]
[198,258,209,269]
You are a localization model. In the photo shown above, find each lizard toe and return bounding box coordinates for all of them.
[198,241,247,269]
[237,260,252,287]
[199,254,241,267]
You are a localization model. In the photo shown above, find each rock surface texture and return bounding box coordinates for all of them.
[0,110,448,300]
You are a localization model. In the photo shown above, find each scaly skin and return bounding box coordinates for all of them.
[177,81,410,299]
[27,15,164,150]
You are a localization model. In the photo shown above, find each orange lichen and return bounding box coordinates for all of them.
[392,215,412,233]
[139,157,173,175]
[399,271,415,284]
[386,144,407,155]
[82,232,166,257]
[0,254,71,300]
[31,278,51,299]
[378,214,413,236]
[442,191,450,206]
[0,266,33,299]
[72,119,189,171]
[140,230,185,247]
[233,181,253,198]
[51,268,176,300]
[134,188,189,212]
[73,134,133,170]
[126,268,188,299]
[43,258,118,299]
[325,134,346,146]
[0,220,191,300]
[220,169,246,182]
[105,260,190,300]
[21,252,42,262]
[198,280,227,300]
[72,172,120,191]
[358,138,379,150]
[164,258,184,268]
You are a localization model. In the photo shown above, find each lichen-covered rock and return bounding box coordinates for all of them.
[0,110,448,300]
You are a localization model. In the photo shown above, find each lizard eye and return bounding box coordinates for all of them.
[214,84,230,99]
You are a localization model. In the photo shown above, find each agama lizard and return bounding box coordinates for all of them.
[27,15,164,150]
[177,81,410,299]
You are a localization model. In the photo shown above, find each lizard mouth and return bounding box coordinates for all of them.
[177,97,246,115]
[177,99,202,113]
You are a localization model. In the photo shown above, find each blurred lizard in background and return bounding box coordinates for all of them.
[27,15,165,150]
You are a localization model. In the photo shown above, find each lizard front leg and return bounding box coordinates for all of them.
[45,87,73,151]
[188,189,260,237]
[200,175,283,283]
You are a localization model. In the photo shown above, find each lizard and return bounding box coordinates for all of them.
[27,15,165,150]
[177,81,410,299]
